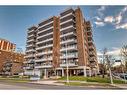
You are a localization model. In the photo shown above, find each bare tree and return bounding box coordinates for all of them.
[121,45,127,72]
[102,48,107,78]
[105,53,114,84]
[102,48,114,84]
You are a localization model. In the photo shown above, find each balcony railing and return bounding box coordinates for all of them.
[36,44,53,50]
[26,49,35,53]
[60,39,77,45]
[35,63,52,69]
[27,39,35,43]
[37,32,53,40]
[36,38,53,45]
[60,53,78,59]
[25,54,35,58]
[35,57,53,62]
[36,51,53,56]
[60,62,78,67]
[60,25,75,31]
[60,19,75,25]
[27,34,35,38]
[38,26,53,34]
[60,46,77,52]
[60,31,76,38]
[23,66,34,70]
[38,20,53,29]
[60,12,74,19]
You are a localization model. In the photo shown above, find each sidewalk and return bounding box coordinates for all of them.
[29,80,64,86]
[112,84,127,89]
[29,80,127,89]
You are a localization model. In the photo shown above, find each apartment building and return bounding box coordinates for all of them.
[1,51,24,75]
[24,7,98,78]
[0,38,24,75]
[0,38,16,51]
[24,26,37,75]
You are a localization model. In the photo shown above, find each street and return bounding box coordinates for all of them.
[0,81,124,90]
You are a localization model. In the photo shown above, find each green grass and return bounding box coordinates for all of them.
[59,76,126,84]
[64,82,113,87]
[0,77,31,83]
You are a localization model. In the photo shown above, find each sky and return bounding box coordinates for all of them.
[0,6,127,57]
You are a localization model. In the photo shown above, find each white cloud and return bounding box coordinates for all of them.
[98,6,106,12]
[114,6,127,29]
[104,16,114,23]
[94,21,105,26]
[94,16,102,21]
[97,6,106,17]
[97,48,121,56]
[107,49,120,56]
[116,23,127,29]
[97,51,103,56]
[115,15,122,24]
[121,6,127,14]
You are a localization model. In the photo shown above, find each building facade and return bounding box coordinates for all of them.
[0,39,24,75]
[24,7,98,78]
[0,38,16,51]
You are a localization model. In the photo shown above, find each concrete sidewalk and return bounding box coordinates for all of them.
[29,80,127,89]
[112,84,127,89]
[29,80,64,86]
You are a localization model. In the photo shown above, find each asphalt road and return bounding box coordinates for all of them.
[0,81,123,90]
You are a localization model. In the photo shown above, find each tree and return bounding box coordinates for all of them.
[105,52,114,84]
[102,48,114,84]
[121,45,127,72]
[101,48,107,78]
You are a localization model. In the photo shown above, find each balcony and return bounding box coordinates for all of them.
[60,39,77,45]
[25,54,35,58]
[60,31,76,38]
[60,62,78,67]
[38,26,53,34]
[60,19,75,25]
[37,32,53,40]
[27,34,35,38]
[35,57,53,62]
[28,29,35,34]
[38,20,53,29]
[60,12,74,19]
[23,66,34,70]
[24,60,35,64]
[60,25,75,31]
[60,46,77,52]
[36,51,53,56]
[36,44,53,50]
[27,39,35,43]
[26,44,35,48]
[35,64,52,69]
[89,57,96,62]
[36,38,53,45]
[60,53,78,59]
[26,49,35,53]
[89,52,96,56]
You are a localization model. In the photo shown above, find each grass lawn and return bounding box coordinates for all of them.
[0,77,31,83]
[63,82,114,87]
[58,76,126,84]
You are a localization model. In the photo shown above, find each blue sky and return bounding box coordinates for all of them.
[0,6,127,55]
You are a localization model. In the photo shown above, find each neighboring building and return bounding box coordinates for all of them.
[0,39,24,75]
[24,7,98,78]
[0,38,16,51]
